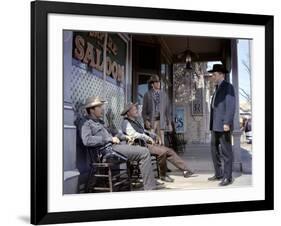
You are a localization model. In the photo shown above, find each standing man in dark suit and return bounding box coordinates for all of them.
[208,64,236,186]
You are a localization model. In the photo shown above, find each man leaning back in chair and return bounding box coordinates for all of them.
[81,96,165,190]
[121,102,196,183]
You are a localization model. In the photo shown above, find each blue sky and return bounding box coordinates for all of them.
[237,39,251,101]
[207,39,251,102]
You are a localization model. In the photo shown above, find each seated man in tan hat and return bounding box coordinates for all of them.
[121,103,195,182]
[80,96,165,190]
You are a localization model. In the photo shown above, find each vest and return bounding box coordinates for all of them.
[124,117,145,134]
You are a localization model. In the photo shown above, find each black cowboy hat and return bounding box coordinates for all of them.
[207,64,229,74]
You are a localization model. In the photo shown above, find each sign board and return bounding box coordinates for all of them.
[175,106,185,133]
[192,88,204,116]
[72,31,126,85]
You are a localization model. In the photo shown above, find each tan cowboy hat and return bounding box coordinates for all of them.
[84,96,107,109]
[148,75,160,84]
[121,102,138,116]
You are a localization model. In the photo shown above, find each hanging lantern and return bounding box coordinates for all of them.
[175,37,198,71]
[185,52,192,70]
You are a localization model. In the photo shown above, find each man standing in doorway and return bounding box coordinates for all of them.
[142,75,172,145]
[208,64,236,186]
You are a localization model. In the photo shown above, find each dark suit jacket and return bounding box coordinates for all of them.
[210,80,236,132]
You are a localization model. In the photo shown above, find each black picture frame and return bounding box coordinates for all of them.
[31,0,274,224]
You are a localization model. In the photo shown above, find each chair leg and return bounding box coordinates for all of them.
[126,161,132,191]
[156,158,160,179]
[108,167,113,192]
[87,163,133,193]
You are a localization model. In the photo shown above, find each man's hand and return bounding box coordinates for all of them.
[145,120,151,129]
[112,137,120,144]
[156,135,162,145]
[224,124,230,132]
[147,137,155,145]
[125,135,134,144]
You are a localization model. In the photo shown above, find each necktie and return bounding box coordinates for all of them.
[211,85,218,109]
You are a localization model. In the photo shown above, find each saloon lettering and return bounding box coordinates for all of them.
[74,34,125,82]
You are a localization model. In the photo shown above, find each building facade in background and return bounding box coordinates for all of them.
[63,30,249,193]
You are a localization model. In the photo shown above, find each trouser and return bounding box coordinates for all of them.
[147,144,190,177]
[210,131,233,180]
[112,144,156,190]
[152,120,165,145]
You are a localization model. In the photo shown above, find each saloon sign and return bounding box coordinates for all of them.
[73,32,126,83]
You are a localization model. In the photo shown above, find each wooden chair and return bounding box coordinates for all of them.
[129,138,160,181]
[86,144,131,192]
